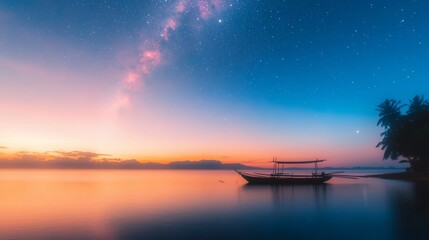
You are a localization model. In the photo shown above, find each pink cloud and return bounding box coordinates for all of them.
[124,71,140,87]
[197,0,225,20]
[139,49,161,73]
[121,49,161,86]
[141,50,161,63]
[176,0,188,13]
[161,18,178,41]
[198,1,212,19]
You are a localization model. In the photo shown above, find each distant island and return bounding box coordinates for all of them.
[0,150,405,170]
[0,158,259,170]
[0,159,404,171]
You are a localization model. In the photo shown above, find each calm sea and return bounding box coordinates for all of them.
[0,169,428,240]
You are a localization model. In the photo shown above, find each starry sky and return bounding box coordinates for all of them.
[1,0,428,167]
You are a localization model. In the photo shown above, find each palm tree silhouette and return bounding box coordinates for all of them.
[376,99,403,129]
[376,96,429,172]
[407,95,429,121]
[376,99,404,160]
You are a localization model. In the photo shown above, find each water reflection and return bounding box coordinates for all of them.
[240,184,328,208]
[389,182,429,240]
[0,170,428,239]
[236,181,394,240]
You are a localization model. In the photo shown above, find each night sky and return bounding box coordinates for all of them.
[1,0,428,167]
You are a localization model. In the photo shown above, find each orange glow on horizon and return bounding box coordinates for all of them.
[0,143,388,168]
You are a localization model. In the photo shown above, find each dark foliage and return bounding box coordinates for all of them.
[377,95,429,172]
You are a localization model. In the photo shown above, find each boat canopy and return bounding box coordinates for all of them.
[273,160,326,164]
[271,158,326,176]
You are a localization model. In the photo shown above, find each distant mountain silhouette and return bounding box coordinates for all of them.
[121,159,259,170]
[161,160,258,170]
[0,156,259,170]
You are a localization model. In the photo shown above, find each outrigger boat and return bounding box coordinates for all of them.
[235,158,333,184]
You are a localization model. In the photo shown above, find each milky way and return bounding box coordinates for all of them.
[114,0,229,111]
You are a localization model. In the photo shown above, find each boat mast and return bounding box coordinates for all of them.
[272,157,275,175]
[277,157,280,174]
[314,158,318,175]
[272,157,281,175]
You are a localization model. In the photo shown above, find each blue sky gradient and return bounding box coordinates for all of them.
[1,0,428,167]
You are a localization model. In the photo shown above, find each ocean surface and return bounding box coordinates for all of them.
[0,169,428,240]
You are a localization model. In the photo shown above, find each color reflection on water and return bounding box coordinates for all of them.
[0,170,428,240]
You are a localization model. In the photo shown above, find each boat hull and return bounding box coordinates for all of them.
[235,170,332,184]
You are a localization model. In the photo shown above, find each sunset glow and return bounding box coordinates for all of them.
[1,1,428,168]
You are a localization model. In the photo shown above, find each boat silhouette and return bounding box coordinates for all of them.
[235,158,333,184]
